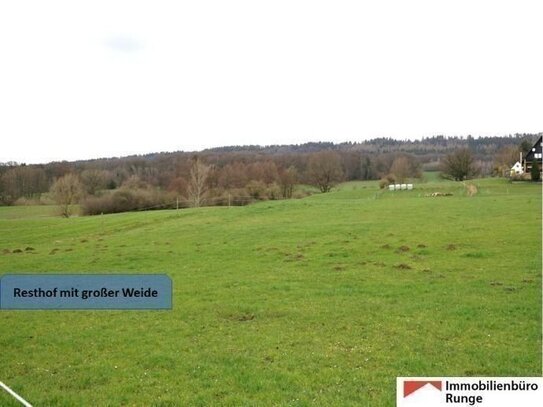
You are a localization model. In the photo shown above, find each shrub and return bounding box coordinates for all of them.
[244,181,284,200]
[531,161,541,182]
[378,178,389,189]
[50,173,83,217]
[246,180,268,199]
[268,182,281,200]
[14,196,45,206]
[510,173,531,182]
[379,174,396,189]
[204,188,254,207]
[80,188,174,215]
[440,148,478,181]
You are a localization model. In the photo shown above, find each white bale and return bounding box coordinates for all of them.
[388,184,395,191]
[407,184,413,190]
[395,184,401,190]
[401,184,407,190]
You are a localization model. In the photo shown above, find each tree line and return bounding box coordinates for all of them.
[0,133,539,214]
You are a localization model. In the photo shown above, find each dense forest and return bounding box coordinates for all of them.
[1,133,540,213]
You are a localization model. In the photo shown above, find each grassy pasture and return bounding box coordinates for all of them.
[0,178,541,406]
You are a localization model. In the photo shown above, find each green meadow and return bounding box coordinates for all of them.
[0,177,541,406]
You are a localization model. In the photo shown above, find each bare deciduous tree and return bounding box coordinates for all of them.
[50,173,83,217]
[279,166,298,198]
[389,156,411,183]
[0,166,48,203]
[307,151,344,192]
[187,157,211,207]
[389,154,421,183]
[493,146,520,176]
[80,169,108,195]
[440,148,478,181]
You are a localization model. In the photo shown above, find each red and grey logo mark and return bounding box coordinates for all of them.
[403,381,442,397]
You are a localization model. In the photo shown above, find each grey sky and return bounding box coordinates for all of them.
[1,0,542,164]
[104,36,144,53]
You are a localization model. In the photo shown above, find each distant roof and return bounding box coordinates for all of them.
[525,136,542,161]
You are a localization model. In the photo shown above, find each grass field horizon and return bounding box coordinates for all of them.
[1,176,541,406]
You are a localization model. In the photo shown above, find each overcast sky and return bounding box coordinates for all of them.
[1,0,542,164]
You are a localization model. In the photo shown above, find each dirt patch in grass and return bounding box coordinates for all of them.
[490,281,503,286]
[49,248,59,255]
[327,252,348,258]
[2,248,11,254]
[394,263,412,270]
[397,245,410,252]
[333,265,346,272]
[425,192,453,197]
[294,240,317,248]
[381,244,390,249]
[224,313,255,322]
[417,244,427,248]
[285,253,305,262]
[464,252,485,258]
[12,248,23,253]
[446,244,457,251]
[80,239,88,243]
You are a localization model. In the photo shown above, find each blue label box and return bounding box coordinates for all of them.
[0,274,172,310]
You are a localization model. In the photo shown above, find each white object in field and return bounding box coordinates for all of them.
[0,381,33,407]
[394,184,401,190]
[407,184,413,190]
[388,184,395,191]
[401,184,407,190]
